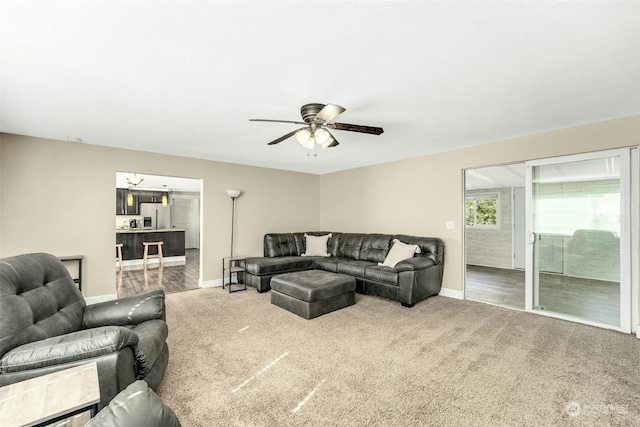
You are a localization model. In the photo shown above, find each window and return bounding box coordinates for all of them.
[466,193,500,228]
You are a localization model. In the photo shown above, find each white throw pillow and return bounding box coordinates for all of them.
[378,239,421,268]
[302,233,332,257]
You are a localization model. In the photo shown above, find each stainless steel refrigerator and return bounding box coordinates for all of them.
[140,203,171,230]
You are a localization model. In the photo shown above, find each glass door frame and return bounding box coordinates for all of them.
[524,148,635,333]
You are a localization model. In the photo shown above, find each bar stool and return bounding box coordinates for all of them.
[142,241,164,268]
[116,243,124,271]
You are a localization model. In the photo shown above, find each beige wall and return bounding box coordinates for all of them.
[2,115,639,307]
[0,133,321,297]
[320,115,640,299]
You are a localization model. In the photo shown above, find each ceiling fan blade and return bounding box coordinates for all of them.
[326,135,339,148]
[315,104,346,123]
[250,119,306,125]
[330,122,384,135]
[266,128,306,145]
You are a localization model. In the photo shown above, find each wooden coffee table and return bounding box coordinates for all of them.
[0,362,100,427]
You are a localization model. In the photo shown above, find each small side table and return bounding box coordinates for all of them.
[0,361,100,427]
[58,255,83,291]
[222,256,247,293]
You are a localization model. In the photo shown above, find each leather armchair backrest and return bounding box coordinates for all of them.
[336,233,366,259]
[0,253,86,359]
[394,235,445,265]
[359,234,393,262]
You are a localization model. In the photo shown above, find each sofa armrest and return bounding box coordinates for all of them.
[86,380,182,427]
[0,327,138,374]
[394,257,436,272]
[83,290,166,328]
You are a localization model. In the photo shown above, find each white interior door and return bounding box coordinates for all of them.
[172,197,200,249]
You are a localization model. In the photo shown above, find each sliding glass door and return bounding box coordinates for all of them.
[525,149,633,332]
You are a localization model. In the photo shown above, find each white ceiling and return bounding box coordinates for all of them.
[1,1,639,175]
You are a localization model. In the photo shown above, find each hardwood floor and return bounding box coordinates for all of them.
[117,248,200,298]
[465,265,620,327]
[465,265,525,310]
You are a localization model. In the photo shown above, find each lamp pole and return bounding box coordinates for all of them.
[226,190,241,257]
[230,195,236,257]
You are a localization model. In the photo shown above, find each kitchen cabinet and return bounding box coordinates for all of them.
[138,191,165,204]
[116,189,140,215]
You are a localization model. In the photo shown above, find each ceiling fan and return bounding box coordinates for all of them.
[250,103,384,149]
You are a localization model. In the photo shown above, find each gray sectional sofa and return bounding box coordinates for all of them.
[241,232,445,307]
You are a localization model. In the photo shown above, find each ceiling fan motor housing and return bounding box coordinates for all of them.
[300,103,325,124]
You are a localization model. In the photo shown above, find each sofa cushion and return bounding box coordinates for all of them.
[359,234,393,263]
[379,239,421,268]
[313,257,341,273]
[245,256,316,276]
[337,260,376,278]
[0,253,86,360]
[264,233,301,257]
[337,234,366,259]
[302,233,331,257]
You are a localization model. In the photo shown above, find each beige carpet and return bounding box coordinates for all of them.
[157,288,640,426]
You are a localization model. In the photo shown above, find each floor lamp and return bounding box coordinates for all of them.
[226,190,241,257]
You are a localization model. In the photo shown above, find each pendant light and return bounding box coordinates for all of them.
[127,186,134,206]
[126,173,144,207]
[162,185,168,207]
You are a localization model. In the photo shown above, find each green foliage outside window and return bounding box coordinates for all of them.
[466,195,498,227]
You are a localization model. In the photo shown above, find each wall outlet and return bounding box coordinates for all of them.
[446,221,455,230]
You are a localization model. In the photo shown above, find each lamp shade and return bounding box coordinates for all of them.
[226,189,241,198]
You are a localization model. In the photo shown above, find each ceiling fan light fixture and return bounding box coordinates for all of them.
[295,128,314,149]
[314,128,331,145]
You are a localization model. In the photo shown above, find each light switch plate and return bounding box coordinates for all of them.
[446,221,455,230]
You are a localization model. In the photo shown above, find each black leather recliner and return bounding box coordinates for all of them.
[0,253,169,409]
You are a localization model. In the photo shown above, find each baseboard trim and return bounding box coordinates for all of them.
[84,293,117,304]
[200,278,223,288]
[439,287,464,300]
[117,255,186,268]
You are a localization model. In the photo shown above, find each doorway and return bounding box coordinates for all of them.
[465,148,637,333]
[115,172,203,297]
[464,163,526,311]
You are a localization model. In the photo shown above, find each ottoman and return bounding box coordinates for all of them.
[270,270,356,319]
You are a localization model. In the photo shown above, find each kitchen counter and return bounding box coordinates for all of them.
[116,229,186,262]
[116,228,186,233]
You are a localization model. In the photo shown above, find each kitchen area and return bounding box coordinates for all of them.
[116,172,201,296]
